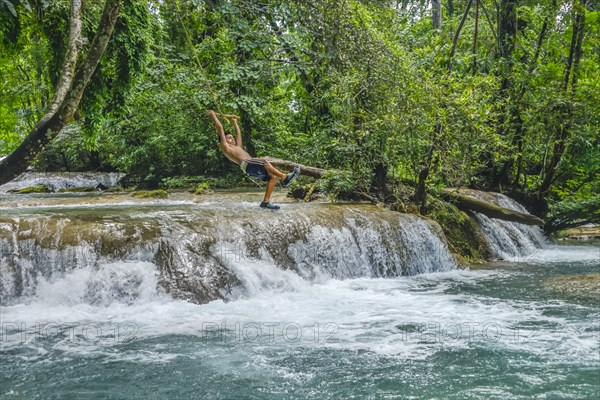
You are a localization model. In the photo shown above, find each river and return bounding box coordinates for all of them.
[1,191,598,399]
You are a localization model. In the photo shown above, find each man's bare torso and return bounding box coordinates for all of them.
[221,142,252,164]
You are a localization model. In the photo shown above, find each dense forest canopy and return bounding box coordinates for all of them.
[0,0,598,230]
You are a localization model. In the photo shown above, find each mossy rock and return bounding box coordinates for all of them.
[193,182,214,195]
[9,185,52,193]
[556,226,600,240]
[58,186,96,193]
[130,189,169,199]
[427,197,491,262]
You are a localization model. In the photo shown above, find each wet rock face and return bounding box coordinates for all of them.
[0,172,125,193]
[0,215,160,303]
[0,201,457,305]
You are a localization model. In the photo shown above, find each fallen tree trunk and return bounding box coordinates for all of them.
[441,188,544,226]
[263,157,326,178]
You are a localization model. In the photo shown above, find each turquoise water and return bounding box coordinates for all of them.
[1,245,598,399]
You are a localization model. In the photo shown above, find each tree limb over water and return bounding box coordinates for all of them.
[263,157,326,178]
[441,189,544,226]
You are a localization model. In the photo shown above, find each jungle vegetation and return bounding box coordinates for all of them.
[0,0,598,232]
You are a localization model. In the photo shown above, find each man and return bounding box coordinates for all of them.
[207,110,300,210]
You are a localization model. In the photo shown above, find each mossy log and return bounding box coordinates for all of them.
[441,189,544,226]
[262,157,326,178]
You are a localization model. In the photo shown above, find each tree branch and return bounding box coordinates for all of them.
[447,0,474,69]
[47,0,83,116]
[262,157,326,178]
[442,189,544,226]
[0,0,122,185]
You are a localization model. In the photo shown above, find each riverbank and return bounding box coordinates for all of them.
[557,225,600,241]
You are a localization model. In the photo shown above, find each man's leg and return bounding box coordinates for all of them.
[262,161,287,180]
[263,174,278,203]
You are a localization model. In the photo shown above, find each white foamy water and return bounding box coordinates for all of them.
[1,257,597,367]
[523,244,600,263]
[466,192,548,260]
[33,261,163,306]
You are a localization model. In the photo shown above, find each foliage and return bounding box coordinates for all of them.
[546,195,600,232]
[1,0,599,227]
[320,169,360,201]
[193,181,213,195]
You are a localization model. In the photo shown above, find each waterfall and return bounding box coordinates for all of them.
[464,191,547,260]
[0,203,457,306]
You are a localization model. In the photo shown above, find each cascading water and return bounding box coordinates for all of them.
[2,193,598,399]
[0,201,457,306]
[463,191,548,260]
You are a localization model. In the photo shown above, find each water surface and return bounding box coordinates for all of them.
[2,245,598,399]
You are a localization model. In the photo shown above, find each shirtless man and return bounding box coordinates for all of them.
[207,110,300,210]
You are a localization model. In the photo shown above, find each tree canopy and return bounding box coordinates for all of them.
[1,0,598,230]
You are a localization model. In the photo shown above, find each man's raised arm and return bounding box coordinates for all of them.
[230,115,242,148]
[207,110,226,143]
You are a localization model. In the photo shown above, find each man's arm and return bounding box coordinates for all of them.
[231,116,242,148]
[207,110,226,144]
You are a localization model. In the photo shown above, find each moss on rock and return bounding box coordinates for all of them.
[130,189,169,199]
[427,198,491,262]
[58,186,96,193]
[9,185,52,193]
[193,182,214,195]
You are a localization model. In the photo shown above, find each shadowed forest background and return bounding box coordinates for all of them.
[0,0,598,232]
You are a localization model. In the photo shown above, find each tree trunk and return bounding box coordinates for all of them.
[48,0,83,116]
[447,0,474,69]
[472,0,479,75]
[432,0,442,30]
[489,0,517,189]
[0,0,122,186]
[240,108,257,157]
[415,121,442,213]
[263,157,326,178]
[497,0,517,64]
[371,162,389,198]
[568,1,586,94]
[496,1,557,190]
[496,0,517,103]
[538,0,587,198]
[441,189,545,226]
